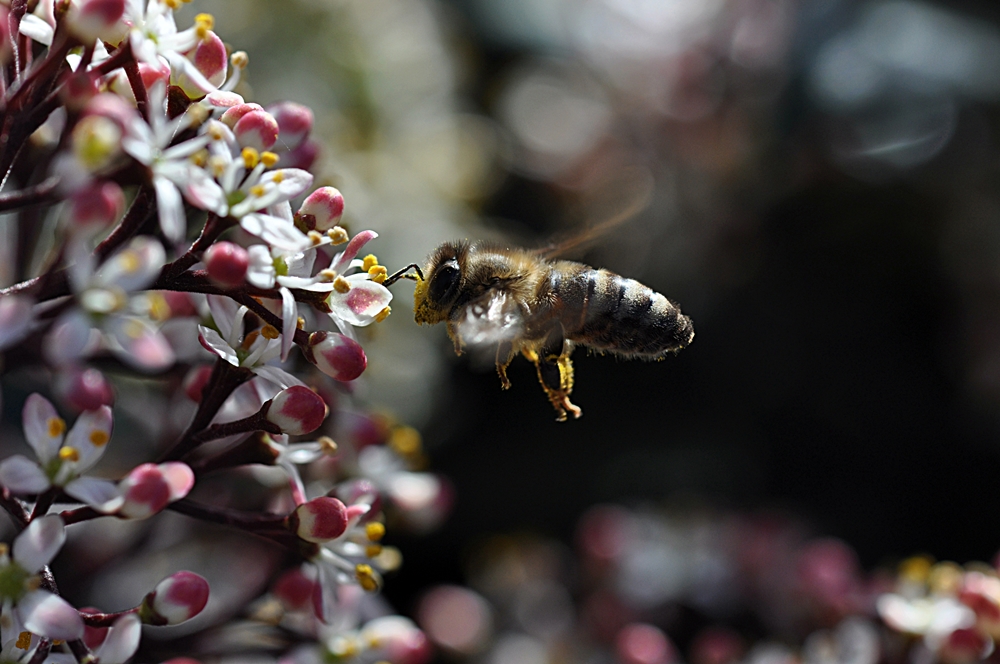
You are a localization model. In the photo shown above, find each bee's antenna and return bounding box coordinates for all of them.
[384,264,424,287]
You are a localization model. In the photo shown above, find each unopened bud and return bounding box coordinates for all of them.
[183,365,214,402]
[292,496,348,543]
[305,331,367,382]
[61,367,115,412]
[117,462,194,519]
[266,386,328,435]
[141,571,209,626]
[174,30,227,97]
[69,180,125,230]
[220,103,264,129]
[233,110,279,151]
[272,568,317,611]
[298,186,345,232]
[204,241,249,287]
[267,101,314,150]
[67,0,126,44]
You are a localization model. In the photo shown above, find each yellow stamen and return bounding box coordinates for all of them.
[261,151,279,168]
[242,329,261,350]
[368,265,388,283]
[15,632,31,650]
[928,561,964,594]
[48,417,66,438]
[261,324,280,340]
[362,254,378,271]
[374,306,391,323]
[59,447,80,462]
[190,148,209,167]
[194,13,214,39]
[366,544,383,558]
[148,292,171,321]
[25,577,41,592]
[241,147,260,169]
[185,104,209,126]
[124,319,145,339]
[899,555,932,583]
[318,269,336,282]
[333,276,351,294]
[230,51,249,69]
[318,436,338,455]
[89,430,110,447]
[366,522,386,542]
[297,316,306,330]
[355,564,379,592]
[330,636,358,658]
[308,230,323,245]
[271,172,285,184]
[120,251,141,274]
[164,0,180,9]
[250,184,266,197]
[207,123,227,141]
[389,426,421,456]
[328,227,349,245]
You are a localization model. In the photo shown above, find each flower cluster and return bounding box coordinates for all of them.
[0,1,436,661]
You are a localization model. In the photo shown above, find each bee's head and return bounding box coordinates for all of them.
[414,241,467,324]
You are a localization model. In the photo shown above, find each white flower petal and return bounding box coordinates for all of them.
[65,477,123,512]
[198,325,239,366]
[280,287,296,361]
[94,613,141,664]
[0,456,50,494]
[63,406,113,471]
[153,175,186,243]
[328,281,393,327]
[106,316,175,371]
[18,14,54,45]
[22,393,63,462]
[240,214,312,252]
[95,237,166,293]
[252,364,304,389]
[206,294,240,341]
[13,515,66,572]
[19,589,84,641]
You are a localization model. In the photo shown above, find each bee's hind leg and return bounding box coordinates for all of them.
[525,328,581,421]
[496,341,514,390]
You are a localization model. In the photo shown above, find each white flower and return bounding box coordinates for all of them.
[0,517,84,643]
[198,295,303,389]
[0,394,121,512]
[122,83,222,242]
[46,235,175,372]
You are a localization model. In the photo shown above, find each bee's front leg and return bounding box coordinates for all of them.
[525,329,581,421]
[496,341,514,389]
[445,321,464,356]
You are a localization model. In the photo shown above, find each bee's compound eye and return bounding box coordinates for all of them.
[429,259,461,304]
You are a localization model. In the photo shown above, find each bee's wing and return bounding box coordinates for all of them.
[453,290,525,350]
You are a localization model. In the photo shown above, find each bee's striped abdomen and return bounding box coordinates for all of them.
[566,268,694,358]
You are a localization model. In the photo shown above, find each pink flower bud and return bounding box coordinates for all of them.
[616,624,676,664]
[142,571,209,626]
[162,291,198,317]
[298,187,345,232]
[204,241,249,287]
[306,331,367,382]
[266,101,314,150]
[183,365,214,402]
[118,462,194,519]
[139,58,171,91]
[67,0,126,44]
[293,496,348,543]
[233,110,279,151]
[278,138,319,170]
[272,568,317,611]
[62,367,115,412]
[69,180,125,230]
[60,72,99,111]
[266,386,328,435]
[174,30,227,97]
[80,607,108,650]
[220,103,264,129]
[361,616,433,664]
[939,627,992,664]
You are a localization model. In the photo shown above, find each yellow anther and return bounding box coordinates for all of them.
[366,544,383,558]
[368,265,388,281]
[185,104,209,126]
[0,543,7,557]
[355,564,379,592]
[328,227,349,245]
[15,632,31,650]
[362,254,379,271]
[208,155,227,177]
[190,148,209,167]
[241,147,260,169]
[389,426,421,456]
[206,123,227,141]
[25,576,41,592]
[231,51,249,69]
[249,184,266,198]
[164,0,180,9]
[148,292,171,321]
[261,151,279,168]
[374,306,391,323]
[194,13,214,39]
[330,636,358,658]
[59,446,80,462]
[334,276,351,294]
[318,436,338,455]
[899,556,932,584]
[318,269,336,282]
[366,522,386,542]
[260,324,280,340]
[47,417,66,438]
[308,230,323,245]
[928,561,964,595]
[124,319,145,339]
[89,430,109,447]
[297,316,306,330]
[271,172,285,184]
[120,251,141,274]
[242,329,261,350]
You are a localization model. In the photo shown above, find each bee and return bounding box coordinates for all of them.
[384,242,694,421]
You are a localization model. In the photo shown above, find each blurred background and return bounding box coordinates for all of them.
[187,0,1000,659]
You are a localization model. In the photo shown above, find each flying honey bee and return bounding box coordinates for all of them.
[384,241,694,421]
